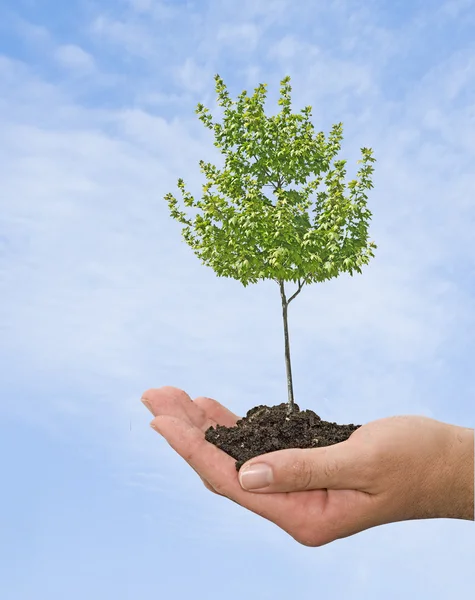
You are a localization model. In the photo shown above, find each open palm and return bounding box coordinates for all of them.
[143,386,380,546]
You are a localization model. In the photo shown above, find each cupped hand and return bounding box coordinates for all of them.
[142,387,474,546]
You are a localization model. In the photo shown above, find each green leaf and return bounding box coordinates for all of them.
[164,73,376,304]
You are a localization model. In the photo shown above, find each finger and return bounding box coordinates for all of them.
[238,443,371,493]
[141,387,237,432]
[189,465,222,496]
[141,386,210,430]
[143,389,236,496]
[151,415,282,515]
[190,398,238,495]
[199,475,223,495]
[141,386,193,418]
[151,415,240,492]
[193,396,240,428]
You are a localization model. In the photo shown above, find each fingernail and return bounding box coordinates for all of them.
[141,398,154,415]
[239,463,273,490]
[150,422,162,435]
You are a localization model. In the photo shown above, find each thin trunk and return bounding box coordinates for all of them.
[279,281,295,414]
[279,280,302,414]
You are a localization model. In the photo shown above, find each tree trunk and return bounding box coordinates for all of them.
[279,281,296,414]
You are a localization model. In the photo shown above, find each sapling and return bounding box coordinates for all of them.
[165,75,376,415]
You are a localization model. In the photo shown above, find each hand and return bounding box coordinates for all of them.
[142,387,474,546]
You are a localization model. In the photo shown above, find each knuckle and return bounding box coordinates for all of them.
[291,459,314,490]
[359,461,378,488]
[201,478,220,495]
[356,449,381,489]
[322,456,341,481]
[183,440,200,465]
[211,480,230,496]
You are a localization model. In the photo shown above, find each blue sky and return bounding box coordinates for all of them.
[1,0,474,598]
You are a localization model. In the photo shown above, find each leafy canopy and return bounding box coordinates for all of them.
[165,75,376,288]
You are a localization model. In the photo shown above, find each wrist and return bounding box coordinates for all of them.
[444,425,474,520]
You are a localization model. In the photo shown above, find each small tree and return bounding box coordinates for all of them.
[165,75,376,413]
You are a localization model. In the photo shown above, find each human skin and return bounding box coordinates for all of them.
[142,386,474,547]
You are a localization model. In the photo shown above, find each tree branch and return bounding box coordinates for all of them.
[287,278,304,304]
[249,153,285,194]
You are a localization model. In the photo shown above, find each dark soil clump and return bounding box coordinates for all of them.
[205,403,361,470]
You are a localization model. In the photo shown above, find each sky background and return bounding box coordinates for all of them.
[1,0,474,598]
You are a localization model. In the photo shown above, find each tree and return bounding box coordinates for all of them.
[165,75,376,414]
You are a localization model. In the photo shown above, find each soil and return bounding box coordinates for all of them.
[205,403,361,470]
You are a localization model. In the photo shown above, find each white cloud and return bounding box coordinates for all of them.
[175,57,213,93]
[2,11,474,424]
[268,35,376,100]
[90,15,156,57]
[55,44,96,72]
[137,89,192,107]
[1,2,474,580]
[125,0,176,16]
[15,19,51,44]
[436,0,475,19]
[216,22,260,52]
[127,0,154,11]
[233,0,289,24]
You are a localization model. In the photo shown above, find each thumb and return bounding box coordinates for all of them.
[238,442,369,493]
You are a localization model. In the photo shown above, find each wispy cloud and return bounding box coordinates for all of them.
[54,44,95,72]
[216,23,260,52]
[1,1,474,596]
[90,15,156,58]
